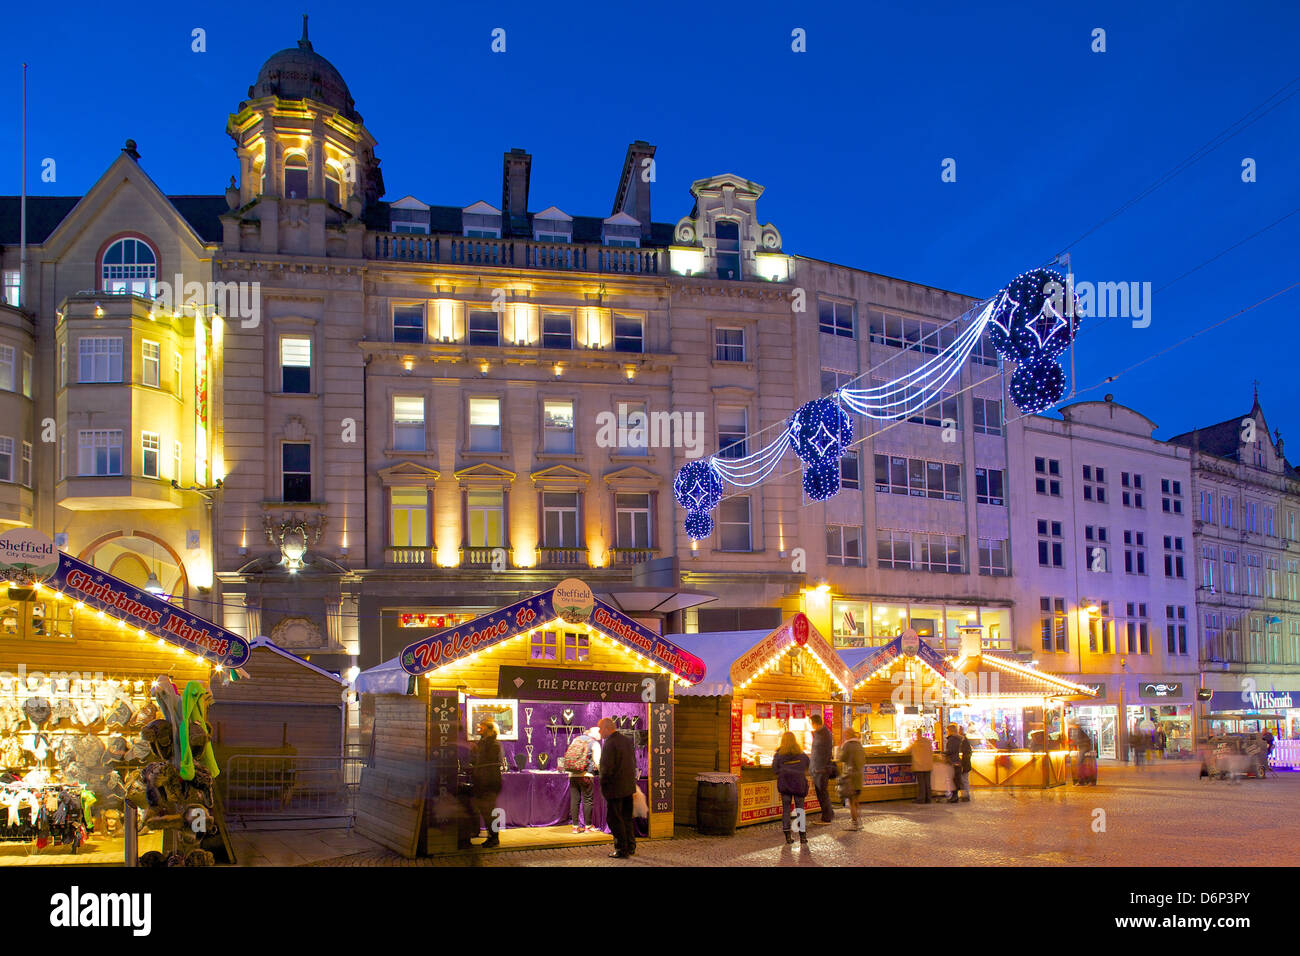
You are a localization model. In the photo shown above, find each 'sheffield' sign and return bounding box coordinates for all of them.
[52,553,250,668]
[400,587,706,684]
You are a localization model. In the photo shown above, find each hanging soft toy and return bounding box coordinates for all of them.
[984,268,1081,414]
[673,459,724,540]
[788,398,853,501]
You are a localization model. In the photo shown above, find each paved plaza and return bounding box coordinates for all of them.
[269,761,1300,867]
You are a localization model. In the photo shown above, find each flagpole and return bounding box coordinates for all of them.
[19,63,27,310]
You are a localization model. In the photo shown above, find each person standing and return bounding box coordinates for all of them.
[1156,728,1167,760]
[597,717,637,859]
[957,724,973,801]
[909,727,934,804]
[564,726,602,832]
[942,724,962,802]
[772,731,810,845]
[808,712,835,824]
[469,720,507,848]
[837,728,867,830]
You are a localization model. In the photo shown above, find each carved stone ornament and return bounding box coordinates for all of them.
[270,615,324,649]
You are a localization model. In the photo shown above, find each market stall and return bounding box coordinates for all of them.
[669,614,855,828]
[0,531,251,864]
[353,578,704,856]
[849,629,1097,790]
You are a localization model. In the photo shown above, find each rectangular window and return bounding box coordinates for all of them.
[1,271,18,307]
[1201,545,1217,591]
[141,431,159,479]
[1037,519,1064,568]
[541,492,579,548]
[393,304,425,344]
[1162,535,1185,579]
[717,406,748,460]
[972,398,1003,436]
[468,397,501,452]
[1246,552,1262,596]
[389,487,429,547]
[392,396,426,451]
[1287,560,1298,602]
[1123,530,1147,575]
[621,402,648,457]
[821,368,854,394]
[1265,506,1275,537]
[0,346,13,392]
[468,310,500,347]
[1223,548,1238,593]
[542,313,573,350]
[21,353,31,398]
[717,496,752,551]
[1245,501,1258,533]
[467,489,504,547]
[1200,491,1214,523]
[142,340,161,388]
[819,300,855,338]
[906,393,960,431]
[1081,464,1107,503]
[615,493,652,549]
[971,333,999,367]
[714,327,745,362]
[715,220,741,278]
[77,429,123,476]
[877,530,965,573]
[1034,457,1062,497]
[874,454,961,500]
[530,630,557,661]
[282,442,311,501]
[20,441,31,487]
[975,467,1004,506]
[60,343,67,388]
[280,336,311,393]
[0,438,11,482]
[1221,495,1234,528]
[1121,472,1144,508]
[613,315,644,353]
[543,400,575,453]
[826,525,862,566]
[840,451,860,491]
[78,338,123,383]
[1160,478,1183,514]
[173,440,182,484]
[868,312,945,352]
[1084,525,1109,573]
[978,538,1009,576]
[1040,598,1067,652]
[1265,556,1279,598]
[563,631,590,663]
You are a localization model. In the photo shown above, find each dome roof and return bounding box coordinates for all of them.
[249,17,358,121]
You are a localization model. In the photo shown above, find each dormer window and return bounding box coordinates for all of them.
[602,212,640,248]
[284,154,308,199]
[390,195,431,234]
[463,201,502,239]
[532,206,572,243]
[715,220,742,279]
[100,237,156,296]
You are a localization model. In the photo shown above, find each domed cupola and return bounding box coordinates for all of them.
[249,16,360,123]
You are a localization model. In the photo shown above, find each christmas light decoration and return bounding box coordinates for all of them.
[671,268,1083,535]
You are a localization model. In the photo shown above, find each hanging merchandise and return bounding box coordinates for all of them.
[671,267,1083,536]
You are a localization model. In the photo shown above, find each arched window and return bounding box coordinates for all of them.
[325,163,342,206]
[284,154,308,199]
[100,237,157,296]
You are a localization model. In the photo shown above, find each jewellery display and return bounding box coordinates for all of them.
[525,744,534,766]
[524,707,533,725]
[524,727,533,744]
[537,752,549,770]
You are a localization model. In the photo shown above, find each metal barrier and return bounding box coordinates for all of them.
[222,755,366,829]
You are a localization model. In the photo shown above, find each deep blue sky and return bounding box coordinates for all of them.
[4,1,1297,443]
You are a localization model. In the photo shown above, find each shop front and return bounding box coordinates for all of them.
[1206,687,1300,769]
[1126,679,1194,757]
[0,531,251,865]
[670,614,854,827]
[850,630,1097,789]
[354,578,704,855]
[1064,682,1119,760]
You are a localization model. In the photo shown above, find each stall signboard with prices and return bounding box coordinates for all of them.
[886,764,915,785]
[863,764,889,786]
[738,780,822,824]
[730,701,743,775]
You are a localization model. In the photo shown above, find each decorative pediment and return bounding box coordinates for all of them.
[604,465,661,487]
[463,199,501,216]
[283,416,309,441]
[454,462,516,484]
[530,464,590,487]
[533,205,572,222]
[377,462,440,486]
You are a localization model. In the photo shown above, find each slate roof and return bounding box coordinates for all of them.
[1167,413,1249,461]
[0,195,226,245]
[363,201,675,247]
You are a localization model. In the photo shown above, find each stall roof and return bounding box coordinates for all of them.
[662,630,770,697]
[248,637,347,684]
[354,656,415,696]
[850,639,1097,702]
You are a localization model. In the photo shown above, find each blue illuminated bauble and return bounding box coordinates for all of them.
[1009,360,1066,415]
[674,459,724,540]
[802,459,841,502]
[684,511,714,539]
[789,398,853,466]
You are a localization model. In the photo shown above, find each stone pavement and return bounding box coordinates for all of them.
[252,761,1299,867]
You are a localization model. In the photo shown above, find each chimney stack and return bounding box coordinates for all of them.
[502,148,532,237]
[613,141,656,241]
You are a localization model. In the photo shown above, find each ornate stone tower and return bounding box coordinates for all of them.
[223,16,383,256]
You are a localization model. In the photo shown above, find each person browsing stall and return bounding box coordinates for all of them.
[808,713,835,825]
[563,726,602,832]
[597,717,637,859]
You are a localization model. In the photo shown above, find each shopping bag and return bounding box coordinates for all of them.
[632,786,649,819]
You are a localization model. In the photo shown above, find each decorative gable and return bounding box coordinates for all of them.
[377,461,440,486]
[530,464,591,488]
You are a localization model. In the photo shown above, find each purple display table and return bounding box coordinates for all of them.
[498,772,608,830]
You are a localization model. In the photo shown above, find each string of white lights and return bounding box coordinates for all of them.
[708,429,794,487]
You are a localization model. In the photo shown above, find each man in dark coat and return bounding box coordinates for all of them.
[598,717,637,859]
[808,713,835,823]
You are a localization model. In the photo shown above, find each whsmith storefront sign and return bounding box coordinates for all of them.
[401,583,706,684]
[1208,690,1297,712]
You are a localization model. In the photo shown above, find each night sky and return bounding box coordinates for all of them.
[4,1,1296,442]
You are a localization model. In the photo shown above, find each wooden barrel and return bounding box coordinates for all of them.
[695,773,738,835]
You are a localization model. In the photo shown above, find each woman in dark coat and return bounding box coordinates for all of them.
[470,720,507,847]
[771,731,811,846]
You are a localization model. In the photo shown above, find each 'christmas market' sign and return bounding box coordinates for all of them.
[49,551,250,668]
[399,585,706,684]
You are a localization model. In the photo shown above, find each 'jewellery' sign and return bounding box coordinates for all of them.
[51,552,250,668]
[399,586,706,684]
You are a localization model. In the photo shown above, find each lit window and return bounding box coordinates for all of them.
[393,396,426,451]
[390,487,429,547]
[20,442,31,486]
[530,630,557,661]
[468,398,501,452]
[77,429,123,476]
[280,336,311,393]
[543,400,574,453]
[141,431,160,479]
[0,346,13,391]
[563,631,589,662]
[615,493,651,549]
[0,437,11,482]
[100,238,156,296]
[467,489,504,547]
[284,154,308,199]
[21,353,31,398]
[542,492,580,547]
[78,338,123,383]
[142,340,161,388]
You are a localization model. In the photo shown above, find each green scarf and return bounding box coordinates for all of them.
[182,681,220,781]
